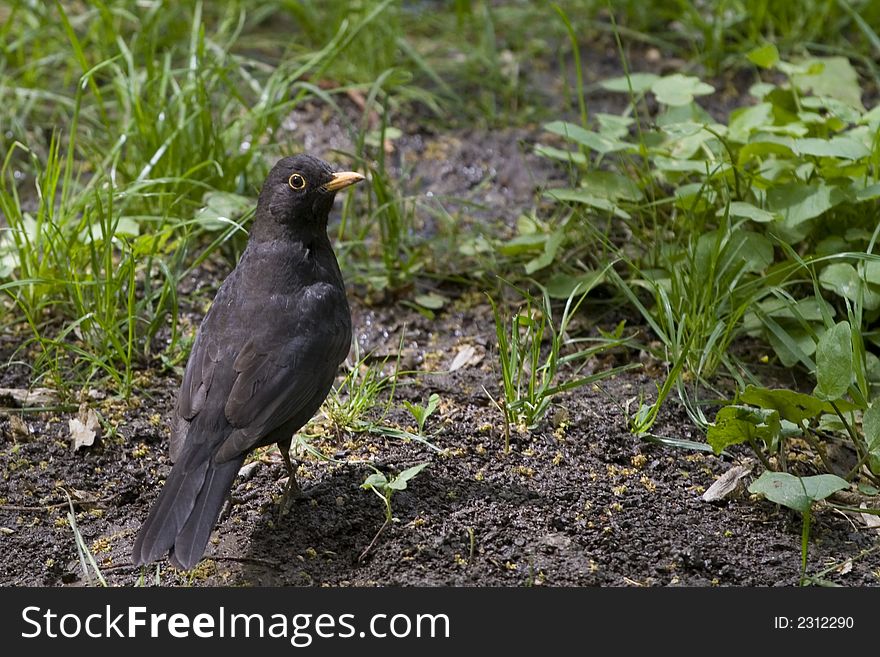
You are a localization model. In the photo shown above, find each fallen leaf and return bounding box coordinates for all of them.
[0,387,58,407]
[859,503,880,533]
[702,465,751,502]
[449,345,484,372]
[69,403,101,452]
[8,415,30,439]
[835,560,853,575]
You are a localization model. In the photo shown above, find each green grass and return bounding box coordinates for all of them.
[3,0,880,458]
[487,278,637,450]
[4,0,880,581]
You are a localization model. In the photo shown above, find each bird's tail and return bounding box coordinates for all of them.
[132,451,243,570]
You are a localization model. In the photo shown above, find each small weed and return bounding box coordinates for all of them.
[324,339,402,435]
[487,277,636,450]
[359,462,428,561]
[63,489,106,587]
[748,471,849,581]
[403,393,441,436]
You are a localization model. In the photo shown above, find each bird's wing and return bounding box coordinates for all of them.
[216,282,351,460]
[171,325,221,462]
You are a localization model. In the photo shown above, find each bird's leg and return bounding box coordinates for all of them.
[277,440,302,518]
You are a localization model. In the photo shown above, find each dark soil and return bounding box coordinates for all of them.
[2,292,879,586]
[2,41,880,588]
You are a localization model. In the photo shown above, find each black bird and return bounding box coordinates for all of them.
[132,154,364,570]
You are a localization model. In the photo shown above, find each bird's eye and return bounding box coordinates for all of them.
[288,173,307,190]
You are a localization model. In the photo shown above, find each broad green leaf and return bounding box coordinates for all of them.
[533,145,587,165]
[673,182,717,212]
[544,190,631,219]
[863,403,880,456]
[765,325,817,367]
[792,137,871,160]
[651,74,715,106]
[425,393,440,417]
[740,385,828,423]
[864,403,880,474]
[720,201,776,223]
[195,191,253,231]
[814,321,853,401]
[801,95,863,124]
[544,270,603,299]
[747,44,779,68]
[661,122,724,159]
[728,103,775,143]
[525,230,564,274]
[706,416,757,453]
[600,72,659,93]
[767,182,847,227]
[791,57,864,111]
[728,230,774,273]
[749,82,776,99]
[80,215,141,242]
[414,292,446,310]
[819,262,880,310]
[543,121,629,153]
[595,113,634,138]
[499,233,546,256]
[387,463,429,491]
[738,140,796,162]
[653,157,717,174]
[861,105,880,129]
[864,260,880,286]
[748,472,848,513]
[577,171,643,202]
[362,473,388,489]
[855,184,880,202]
[750,295,834,324]
[656,101,716,126]
[707,405,781,454]
[403,401,425,423]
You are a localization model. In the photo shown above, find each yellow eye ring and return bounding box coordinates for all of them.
[288,173,307,190]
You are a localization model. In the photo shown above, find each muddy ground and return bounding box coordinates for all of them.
[3,296,880,587]
[2,40,880,587]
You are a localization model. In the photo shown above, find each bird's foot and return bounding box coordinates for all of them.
[276,473,303,521]
[219,496,240,523]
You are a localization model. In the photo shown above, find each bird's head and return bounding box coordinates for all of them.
[256,154,364,232]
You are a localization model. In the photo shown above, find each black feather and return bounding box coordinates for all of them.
[131,155,360,570]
